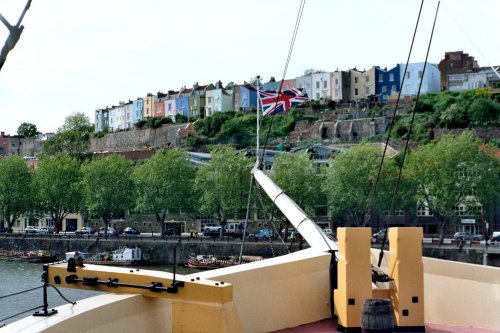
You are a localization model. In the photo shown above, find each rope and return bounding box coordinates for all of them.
[378,1,441,267]
[364,0,425,226]
[259,0,306,164]
[0,286,43,299]
[239,176,254,264]
[49,284,77,305]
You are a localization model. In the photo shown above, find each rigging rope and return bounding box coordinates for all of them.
[378,1,441,267]
[259,0,306,164]
[364,0,425,227]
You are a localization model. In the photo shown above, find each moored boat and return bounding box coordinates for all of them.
[185,254,264,270]
[66,247,152,266]
[0,249,58,263]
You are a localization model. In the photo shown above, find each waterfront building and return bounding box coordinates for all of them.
[189,82,212,119]
[94,108,109,133]
[165,90,179,120]
[311,72,332,102]
[350,68,365,101]
[332,70,351,102]
[142,93,154,119]
[448,66,500,91]
[153,92,167,118]
[204,81,233,117]
[438,50,479,90]
[176,87,191,119]
[375,65,400,101]
[399,62,440,97]
[132,98,143,125]
[233,83,257,112]
[296,74,313,101]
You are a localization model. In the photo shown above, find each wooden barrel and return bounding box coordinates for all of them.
[361,298,394,333]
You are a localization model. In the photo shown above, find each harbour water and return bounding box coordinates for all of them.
[0,261,197,326]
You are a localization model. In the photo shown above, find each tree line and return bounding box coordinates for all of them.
[0,131,497,243]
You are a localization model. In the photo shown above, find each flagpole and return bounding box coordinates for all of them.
[256,75,260,167]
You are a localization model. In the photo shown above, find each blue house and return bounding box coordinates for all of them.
[176,88,191,118]
[132,98,143,124]
[375,65,401,101]
[234,84,257,111]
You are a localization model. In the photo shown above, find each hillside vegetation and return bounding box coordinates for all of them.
[185,88,499,151]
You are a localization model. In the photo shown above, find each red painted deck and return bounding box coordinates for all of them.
[271,319,500,333]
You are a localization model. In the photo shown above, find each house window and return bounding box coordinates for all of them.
[323,80,327,89]
[168,104,172,111]
[354,88,358,96]
[365,76,369,83]
[381,86,387,93]
[418,71,423,78]
[406,72,411,79]
[354,77,358,84]
[417,205,432,216]
[316,81,320,89]
[379,75,384,82]
[365,87,370,95]
[455,205,466,216]
[334,89,339,97]
[389,73,394,81]
[316,93,320,100]
[193,99,198,106]
[208,97,212,103]
[335,78,339,85]
[392,85,397,92]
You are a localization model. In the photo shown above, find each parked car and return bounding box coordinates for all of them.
[323,228,334,237]
[123,227,140,235]
[250,229,277,240]
[489,235,500,244]
[373,229,387,241]
[164,228,181,237]
[24,226,39,234]
[453,231,483,241]
[38,227,53,235]
[204,225,221,233]
[98,227,118,236]
[75,227,94,235]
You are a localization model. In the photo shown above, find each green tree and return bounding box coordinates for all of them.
[271,152,322,216]
[194,147,252,238]
[0,156,32,231]
[81,155,135,237]
[42,112,94,158]
[32,153,83,233]
[42,130,90,158]
[58,112,94,133]
[323,142,400,226]
[17,122,39,137]
[133,149,195,236]
[267,152,324,238]
[406,131,499,244]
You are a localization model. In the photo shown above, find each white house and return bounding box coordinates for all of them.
[311,72,332,102]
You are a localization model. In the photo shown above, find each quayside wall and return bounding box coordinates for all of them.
[2,236,499,266]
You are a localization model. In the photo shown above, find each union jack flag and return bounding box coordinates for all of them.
[259,88,308,116]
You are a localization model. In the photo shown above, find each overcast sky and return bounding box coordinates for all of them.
[0,0,498,134]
